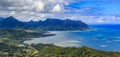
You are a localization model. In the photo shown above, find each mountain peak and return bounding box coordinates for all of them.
[6,16,16,20]
[0,16,25,28]
[29,20,37,23]
[29,20,35,22]
[46,18,60,20]
[45,18,62,21]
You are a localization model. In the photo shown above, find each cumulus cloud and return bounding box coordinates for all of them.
[0,0,70,16]
[34,1,45,12]
[52,4,64,13]
[0,0,69,13]
[0,0,120,24]
[0,0,69,21]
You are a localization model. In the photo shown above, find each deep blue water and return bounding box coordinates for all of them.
[24,24,120,51]
[90,24,120,29]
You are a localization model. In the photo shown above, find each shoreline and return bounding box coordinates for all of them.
[23,29,119,52]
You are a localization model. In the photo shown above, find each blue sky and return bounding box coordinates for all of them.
[67,0,120,15]
[0,0,120,24]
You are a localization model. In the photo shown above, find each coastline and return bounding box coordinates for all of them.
[23,28,120,52]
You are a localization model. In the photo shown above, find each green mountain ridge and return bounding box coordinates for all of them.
[0,16,89,30]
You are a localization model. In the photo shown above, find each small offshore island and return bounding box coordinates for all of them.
[0,16,120,57]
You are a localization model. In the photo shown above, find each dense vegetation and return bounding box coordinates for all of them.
[0,29,55,41]
[32,44,120,57]
[0,16,89,30]
[0,39,38,57]
[0,29,120,57]
[0,16,120,57]
[28,18,89,30]
[0,29,28,38]
[0,29,45,57]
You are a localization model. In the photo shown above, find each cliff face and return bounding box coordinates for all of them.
[0,16,26,28]
[36,18,89,31]
[0,16,89,31]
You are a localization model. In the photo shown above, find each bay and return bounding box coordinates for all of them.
[24,24,120,51]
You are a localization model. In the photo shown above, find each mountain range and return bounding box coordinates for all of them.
[0,16,89,30]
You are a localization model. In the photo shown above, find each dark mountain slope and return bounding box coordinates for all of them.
[0,17,4,22]
[0,16,89,30]
[36,18,89,30]
[0,16,26,28]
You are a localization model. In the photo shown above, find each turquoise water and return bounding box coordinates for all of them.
[24,24,120,51]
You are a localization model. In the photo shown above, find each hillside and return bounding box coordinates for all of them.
[0,29,54,41]
[0,17,4,22]
[0,16,26,28]
[32,44,120,57]
[36,18,89,30]
[0,16,89,30]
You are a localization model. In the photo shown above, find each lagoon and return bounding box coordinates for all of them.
[24,24,120,51]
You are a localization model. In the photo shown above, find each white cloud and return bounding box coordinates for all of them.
[0,0,120,24]
[49,0,56,2]
[98,19,104,23]
[100,45,108,47]
[52,4,64,13]
[34,1,44,12]
[9,11,15,16]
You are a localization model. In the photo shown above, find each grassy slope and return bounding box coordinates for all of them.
[32,44,120,57]
[0,29,41,57]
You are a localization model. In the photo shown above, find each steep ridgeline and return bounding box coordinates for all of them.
[0,16,89,30]
[0,16,26,28]
[37,18,89,30]
[0,17,4,22]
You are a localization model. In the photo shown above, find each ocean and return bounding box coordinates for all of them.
[24,24,120,51]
